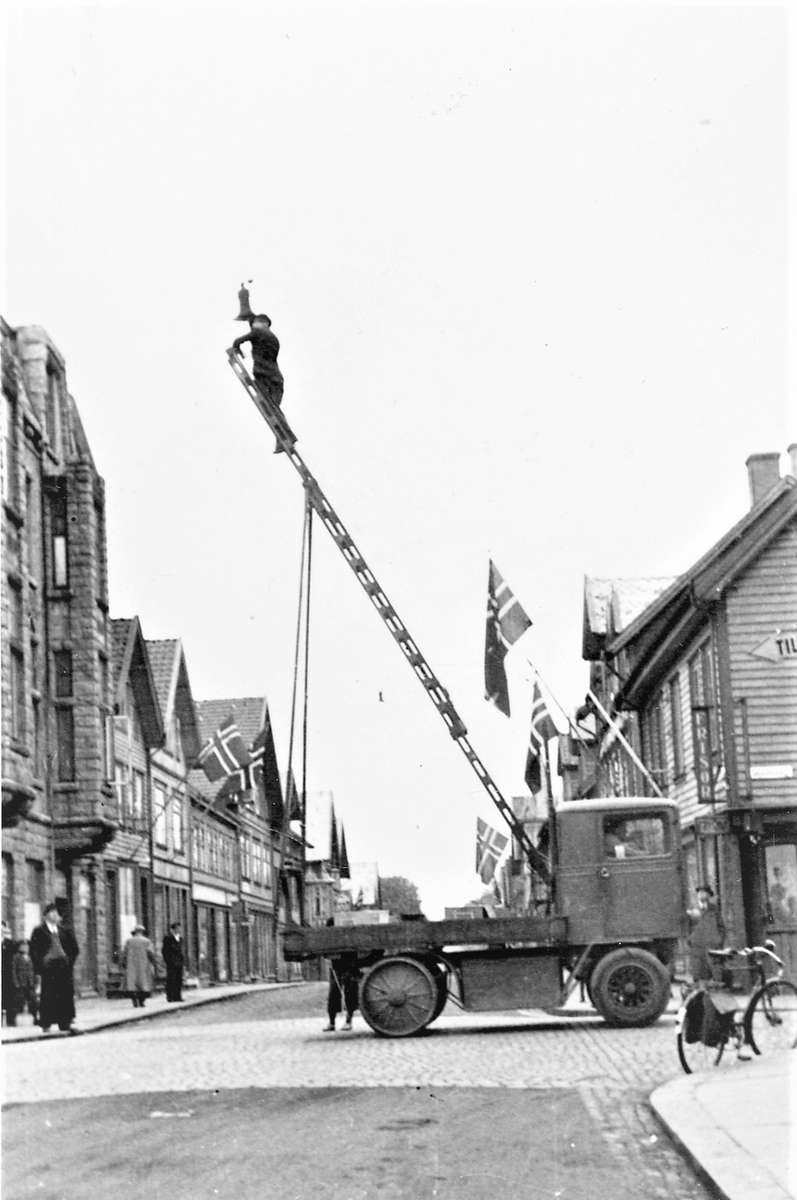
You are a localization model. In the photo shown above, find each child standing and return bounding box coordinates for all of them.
[10,940,38,1025]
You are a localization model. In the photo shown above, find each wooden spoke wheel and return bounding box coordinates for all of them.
[359,956,438,1037]
[589,947,671,1028]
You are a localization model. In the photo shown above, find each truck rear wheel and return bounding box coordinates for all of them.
[589,948,671,1028]
[359,956,438,1037]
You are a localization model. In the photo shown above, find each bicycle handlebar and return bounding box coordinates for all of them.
[708,944,784,969]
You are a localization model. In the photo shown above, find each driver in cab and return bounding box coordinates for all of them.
[604,819,643,859]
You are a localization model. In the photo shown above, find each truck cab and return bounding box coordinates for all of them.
[555,797,686,951]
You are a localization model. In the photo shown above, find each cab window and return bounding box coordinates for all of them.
[603,814,670,860]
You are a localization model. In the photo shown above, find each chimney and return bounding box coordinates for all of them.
[746,452,781,507]
[788,443,797,480]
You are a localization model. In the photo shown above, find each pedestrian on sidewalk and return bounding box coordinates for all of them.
[2,922,15,1026]
[29,902,80,1034]
[8,939,38,1026]
[161,921,185,1003]
[122,925,156,1008]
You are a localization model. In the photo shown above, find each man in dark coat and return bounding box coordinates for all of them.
[161,921,185,1002]
[687,885,726,981]
[29,903,80,1033]
[232,314,286,452]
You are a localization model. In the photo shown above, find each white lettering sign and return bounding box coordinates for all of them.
[750,764,794,781]
[751,632,797,662]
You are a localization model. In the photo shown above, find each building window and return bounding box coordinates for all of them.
[45,366,60,450]
[25,859,45,933]
[53,649,73,698]
[26,474,41,580]
[689,640,722,800]
[668,675,685,778]
[154,785,168,846]
[8,584,25,742]
[55,708,75,782]
[50,482,68,587]
[642,694,667,789]
[2,393,18,507]
[32,697,43,778]
[115,763,130,822]
[2,854,14,927]
[172,793,184,854]
[133,772,145,826]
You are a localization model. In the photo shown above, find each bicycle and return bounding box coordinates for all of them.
[676,941,797,1074]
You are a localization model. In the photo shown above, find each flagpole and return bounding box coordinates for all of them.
[520,653,589,745]
[582,687,665,798]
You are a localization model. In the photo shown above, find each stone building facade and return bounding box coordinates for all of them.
[2,318,309,992]
[2,319,115,990]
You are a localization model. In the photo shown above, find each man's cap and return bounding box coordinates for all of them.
[696,884,715,897]
[252,313,271,323]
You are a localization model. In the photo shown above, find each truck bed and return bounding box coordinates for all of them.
[282,914,568,961]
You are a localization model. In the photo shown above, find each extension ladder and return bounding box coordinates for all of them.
[227,349,551,886]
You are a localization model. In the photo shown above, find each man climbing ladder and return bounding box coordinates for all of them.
[232,287,286,453]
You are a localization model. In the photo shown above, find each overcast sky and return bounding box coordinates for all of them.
[5,2,793,917]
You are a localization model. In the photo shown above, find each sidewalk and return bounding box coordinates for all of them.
[1,979,302,1044]
[651,1053,796,1200]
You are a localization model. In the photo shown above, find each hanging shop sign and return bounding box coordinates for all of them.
[692,706,716,803]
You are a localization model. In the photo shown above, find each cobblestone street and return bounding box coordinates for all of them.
[2,986,719,1199]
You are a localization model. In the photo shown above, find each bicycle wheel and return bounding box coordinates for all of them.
[745,979,797,1056]
[677,991,726,1074]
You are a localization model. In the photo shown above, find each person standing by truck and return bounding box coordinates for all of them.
[686,885,726,981]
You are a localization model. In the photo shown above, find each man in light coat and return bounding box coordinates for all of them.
[122,925,156,1008]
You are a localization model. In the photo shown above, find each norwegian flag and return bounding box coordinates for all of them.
[525,681,558,793]
[198,714,252,783]
[484,561,532,717]
[476,817,509,885]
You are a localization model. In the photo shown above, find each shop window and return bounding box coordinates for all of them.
[24,859,45,935]
[765,844,797,926]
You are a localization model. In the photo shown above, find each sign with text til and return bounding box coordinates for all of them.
[750,631,797,663]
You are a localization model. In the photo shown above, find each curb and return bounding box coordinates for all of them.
[1,981,309,1044]
[650,1057,796,1200]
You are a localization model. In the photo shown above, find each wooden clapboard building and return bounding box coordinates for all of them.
[571,449,797,972]
[192,697,297,982]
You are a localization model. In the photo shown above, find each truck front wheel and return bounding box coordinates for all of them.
[589,948,671,1028]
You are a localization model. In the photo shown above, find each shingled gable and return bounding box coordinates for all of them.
[145,638,201,762]
[611,475,797,710]
[109,618,164,748]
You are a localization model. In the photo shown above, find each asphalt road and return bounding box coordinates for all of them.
[3,984,716,1200]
